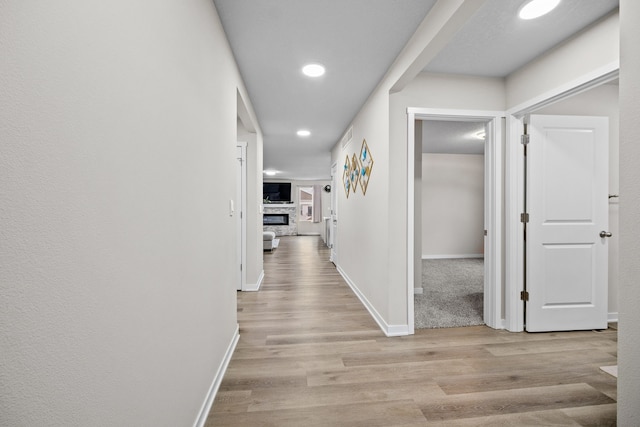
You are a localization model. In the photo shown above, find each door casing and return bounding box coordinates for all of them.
[407,108,504,334]
[330,162,338,264]
[504,62,619,331]
[236,142,247,291]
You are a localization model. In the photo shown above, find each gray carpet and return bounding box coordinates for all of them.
[415,258,484,329]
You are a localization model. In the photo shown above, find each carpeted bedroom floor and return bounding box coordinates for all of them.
[415,258,484,329]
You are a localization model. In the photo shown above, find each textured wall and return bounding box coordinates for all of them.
[421,154,484,257]
[0,1,250,425]
[506,12,619,109]
[618,0,640,423]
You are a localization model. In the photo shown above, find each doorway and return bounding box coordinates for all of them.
[506,80,619,331]
[504,69,619,332]
[406,108,504,334]
[330,162,338,264]
[415,120,487,329]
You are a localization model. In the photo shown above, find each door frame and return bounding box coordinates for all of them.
[407,108,504,334]
[330,161,338,264]
[504,62,619,331]
[236,142,247,291]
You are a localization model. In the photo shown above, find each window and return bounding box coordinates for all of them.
[298,186,314,222]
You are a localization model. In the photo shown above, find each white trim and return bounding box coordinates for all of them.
[329,162,338,264]
[243,270,264,292]
[236,142,247,291]
[337,265,409,337]
[507,61,619,117]
[504,64,619,333]
[422,254,484,259]
[193,324,240,427]
[608,312,619,323]
[505,116,525,332]
[408,107,506,120]
[407,111,416,335]
[408,108,504,333]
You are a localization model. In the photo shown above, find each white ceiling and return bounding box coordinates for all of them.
[214,0,618,180]
[425,0,618,77]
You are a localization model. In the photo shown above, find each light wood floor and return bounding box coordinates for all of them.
[207,236,617,426]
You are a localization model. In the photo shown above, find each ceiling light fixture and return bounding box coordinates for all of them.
[518,0,561,20]
[302,63,325,77]
[297,129,311,137]
[264,170,277,176]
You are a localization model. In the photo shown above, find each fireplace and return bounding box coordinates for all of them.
[263,213,289,226]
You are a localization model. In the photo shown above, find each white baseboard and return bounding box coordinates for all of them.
[243,270,264,292]
[422,254,484,259]
[608,312,619,323]
[336,265,409,337]
[193,324,239,427]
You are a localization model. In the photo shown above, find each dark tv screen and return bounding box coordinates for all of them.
[263,182,291,202]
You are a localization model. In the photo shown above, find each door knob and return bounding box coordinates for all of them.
[600,231,612,238]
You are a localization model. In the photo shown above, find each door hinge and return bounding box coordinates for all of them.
[520,213,529,223]
[520,290,529,301]
[521,134,530,145]
[484,229,488,236]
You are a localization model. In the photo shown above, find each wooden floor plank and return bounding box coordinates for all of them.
[207,236,617,426]
[246,378,444,412]
[341,345,494,367]
[306,359,476,387]
[209,400,428,427]
[434,365,617,395]
[420,383,615,421]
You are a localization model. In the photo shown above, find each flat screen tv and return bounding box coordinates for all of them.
[263,182,292,203]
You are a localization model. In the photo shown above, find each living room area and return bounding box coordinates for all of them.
[262,179,332,251]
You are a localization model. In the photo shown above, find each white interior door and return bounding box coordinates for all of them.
[236,143,247,291]
[330,162,337,263]
[526,115,609,332]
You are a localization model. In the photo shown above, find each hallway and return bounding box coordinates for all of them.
[207,236,617,426]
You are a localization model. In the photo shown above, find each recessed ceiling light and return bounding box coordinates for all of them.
[518,0,561,20]
[302,63,325,77]
[297,129,311,137]
[264,170,277,176]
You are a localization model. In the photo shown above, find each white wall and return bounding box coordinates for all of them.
[0,2,258,425]
[506,12,619,109]
[422,154,484,257]
[331,88,393,324]
[535,84,619,317]
[618,0,640,422]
